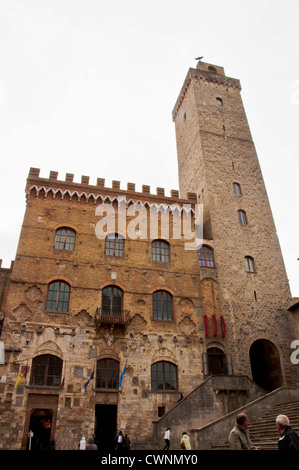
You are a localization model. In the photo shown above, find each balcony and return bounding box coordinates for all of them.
[95,307,131,327]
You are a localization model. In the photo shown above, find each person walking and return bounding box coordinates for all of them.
[228,413,260,450]
[85,436,98,450]
[163,427,171,450]
[276,414,299,450]
[180,432,191,450]
[124,434,131,451]
[116,430,125,451]
[79,436,86,450]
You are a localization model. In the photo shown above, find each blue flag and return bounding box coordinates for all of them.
[84,370,94,391]
[119,362,127,388]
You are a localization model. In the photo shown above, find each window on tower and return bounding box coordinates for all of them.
[105,233,124,257]
[233,182,242,195]
[152,240,170,262]
[245,256,255,273]
[198,245,215,268]
[238,210,248,225]
[216,97,223,106]
[54,227,76,250]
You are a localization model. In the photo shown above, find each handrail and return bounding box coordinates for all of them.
[95,307,131,325]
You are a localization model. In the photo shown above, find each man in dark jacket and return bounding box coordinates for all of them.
[276,415,299,450]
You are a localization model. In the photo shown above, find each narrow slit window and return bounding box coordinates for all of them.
[245,256,255,273]
[233,183,242,195]
[238,210,248,225]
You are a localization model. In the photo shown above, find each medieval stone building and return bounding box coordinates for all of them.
[0,61,297,450]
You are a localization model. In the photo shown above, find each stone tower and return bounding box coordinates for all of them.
[172,61,293,390]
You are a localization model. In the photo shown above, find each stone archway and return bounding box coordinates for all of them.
[249,339,283,391]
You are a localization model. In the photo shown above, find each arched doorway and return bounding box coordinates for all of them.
[250,339,283,391]
[27,409,53,450]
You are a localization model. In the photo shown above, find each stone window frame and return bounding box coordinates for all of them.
[238,209,248,225]
[104,233,124,257]
[152,290,173,321]
[152,239,170,263]
[244,256,255,273]
[102,285,123,316]
[233,182,242,196]
[198,245,215,268]
[96,358,120,390]
[46,280,70,313]
[151,361,178,391]
[54,227,76,251]
[30,354,63,387]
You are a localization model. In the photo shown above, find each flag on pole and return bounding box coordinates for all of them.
[84,370,94,391]
[15,363,28,387]
[119,362,127,388]
[60,361,66,388]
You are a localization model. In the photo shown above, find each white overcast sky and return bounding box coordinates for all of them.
[0,0,298,297]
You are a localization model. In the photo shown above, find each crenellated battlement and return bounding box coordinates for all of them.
[26,168,198,205]
[172,62,241,120]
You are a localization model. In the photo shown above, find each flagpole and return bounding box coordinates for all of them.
[119,361,127,389]
[60,360,66,389]
[15,361,28,388]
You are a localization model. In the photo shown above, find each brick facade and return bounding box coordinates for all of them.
[0,61,296,450]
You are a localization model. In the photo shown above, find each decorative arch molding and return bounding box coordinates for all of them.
[34,340,64,359]
[104,229,127,239]
[206,340,225,352]
[152,347,177,366]
[99,280,126,291]
[46,276,73,287]
[53,222,78,233]
[150,286,175,296]
[97,348,120,362]
[28,185,195,215]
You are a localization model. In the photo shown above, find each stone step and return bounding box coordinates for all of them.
[214,400,299,451]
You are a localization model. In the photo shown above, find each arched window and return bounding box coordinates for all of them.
[245,256,255,273]
[54,228,76,250]
[153,290,173,321]
[198,245,215,268]
[30,354,63,387]
[233,182,242,195]
[102,286,123,317]
[96,358,119,389]
[152,240,170,262]
[46,281,70,312]
[105,233,124,257]
[151,361,177,391]
[238,210,248,225]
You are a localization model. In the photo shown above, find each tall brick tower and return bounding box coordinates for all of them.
[172,60,294,390]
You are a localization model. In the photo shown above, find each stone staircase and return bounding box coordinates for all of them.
[248,400,299,450]
[211,399,299,450]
